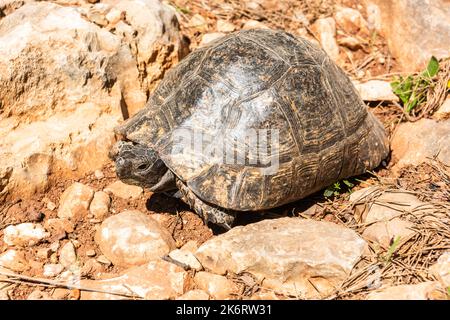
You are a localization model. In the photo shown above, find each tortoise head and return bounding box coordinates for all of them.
[109,141,169,190]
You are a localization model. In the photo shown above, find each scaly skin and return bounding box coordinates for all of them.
[175,179,236,230]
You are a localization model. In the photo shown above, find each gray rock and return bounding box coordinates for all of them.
[391,119,450,171]
[195,218,367,298]
[89,191,111,220]
[57,183,94,223]
[80,259,187,300]
[364,0,450,71]
[95,210,176,267]
[3,223,49,247]
[59,241,77,268]
[104,181,143,200]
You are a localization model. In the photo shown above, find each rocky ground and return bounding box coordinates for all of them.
[0,0,449,300]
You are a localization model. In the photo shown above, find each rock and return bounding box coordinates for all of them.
[349,188,427,223]
[105,8,123,25]
[149,213,171,226]
[364,0,450,71]
[57,183,94,222]
[216,20,235,33]
[335,7,369,34]
[102,0,188,99]
[46,201,57,211]
[97,255,112,266]
[365,2,382,31]
[0,289,9,300]
[188,13,207,29]
[0,249,28,272]
[363,219,415,248]
[349,188,436,247]
[59,242,77,268]
[310,18,340,62]
[104,181,143,200]
[89,191,111,220]
[180,240,199,253]
[367,281,444,300]
[242,20,270,30]
[50,241,60,253]
[27,290,54,300]
[0,0,186,201]
[94,169,104,179]
[3,223,49,246]
[52,288,70,300]
[176,289,210,300]
[430,252,450,288]
[249,291,281,300]
[80,259,187,299]
[337,36,362,50]
[36,248,52,260]
[353,80,399,102]
[391,119,450,170]
[43,264,64,277]
[199,32,226,47]
[169,248,202,271]
[95,210,176,267]
[195,218,366,298]
[435,97,450,119]
[86,250,96,257]
[81,258,104,277]
[194,272,237,300]
[44,218,75,237]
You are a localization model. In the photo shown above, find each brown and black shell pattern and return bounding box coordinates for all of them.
[116,29,389,211]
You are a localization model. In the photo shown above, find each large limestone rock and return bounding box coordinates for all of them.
[101,0,188,97]
[95,210,176,267]
[195,218,367,298]
[364,0,450,71]
[79,259,187,300]
[349,188,432,247]
[0,1,186,201]
[391,119,450,171]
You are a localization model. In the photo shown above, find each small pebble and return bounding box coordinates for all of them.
[97,255,112,266]
[94,169,104,179]
[86,250,96,257]
[46,201,57,211]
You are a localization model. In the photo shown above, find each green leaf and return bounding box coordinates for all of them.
[422,56,439,78]
[384,236,402,263]
[324,189,334,197]
[343,179,354,188]
[406,97,419,112]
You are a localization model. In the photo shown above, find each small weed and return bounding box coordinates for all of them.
[169,2,191,14]
[391,56,440,113]
[383,236,402,264]
[323,179,354,197]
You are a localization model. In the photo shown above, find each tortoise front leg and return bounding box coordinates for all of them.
[175,179,236,230]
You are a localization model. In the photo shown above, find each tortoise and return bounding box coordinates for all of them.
[109,29,389,229]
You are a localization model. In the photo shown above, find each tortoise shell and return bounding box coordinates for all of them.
[116,29,389,211]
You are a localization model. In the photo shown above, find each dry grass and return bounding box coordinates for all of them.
[323,159,450,299]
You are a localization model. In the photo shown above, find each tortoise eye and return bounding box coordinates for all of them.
[137,163,149,171]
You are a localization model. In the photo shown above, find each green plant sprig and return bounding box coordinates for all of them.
[391,56,440,113]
